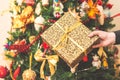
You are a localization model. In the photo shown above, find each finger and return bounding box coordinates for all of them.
[88,30,101,38]
[92,43,104,48]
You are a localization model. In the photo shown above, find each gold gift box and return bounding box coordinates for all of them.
[41,12,99,67]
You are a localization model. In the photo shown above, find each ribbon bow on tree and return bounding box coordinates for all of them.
[34,49,59,79]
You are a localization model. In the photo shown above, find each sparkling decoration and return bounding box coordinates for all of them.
[22,69,36,80]
[0,66,9,78]
[92,55,101,69]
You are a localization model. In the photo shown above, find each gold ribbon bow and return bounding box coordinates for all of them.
[12,6,34,29]
[34,49,59,79]
[53,21,85,52]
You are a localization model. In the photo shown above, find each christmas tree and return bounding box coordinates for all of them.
[0,0,120,80]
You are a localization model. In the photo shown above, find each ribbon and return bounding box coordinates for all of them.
[40,55,59,79]
[53,21,85,52]
[97,47,107,58]
[34,49,59,79]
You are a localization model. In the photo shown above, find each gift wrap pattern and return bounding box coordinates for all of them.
[41,12,99,67]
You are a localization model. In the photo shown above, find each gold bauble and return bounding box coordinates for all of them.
[22,69,36,80]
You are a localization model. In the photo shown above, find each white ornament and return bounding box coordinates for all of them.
[35,3,42,15]
[104,8,110,18]
[34,15,45,32]
[16,0,24,5]
[97,5,104,25]
[42,0,49,6]
[92,55,101,69]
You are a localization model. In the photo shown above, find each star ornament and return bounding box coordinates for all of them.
[87,0,100,19]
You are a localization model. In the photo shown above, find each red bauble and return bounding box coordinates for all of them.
[97,0,103,6]
[0,66,9,78]
[42,42,49,50]
[82,55,88,62]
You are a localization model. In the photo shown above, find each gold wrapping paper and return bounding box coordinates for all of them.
[41,12,99,67]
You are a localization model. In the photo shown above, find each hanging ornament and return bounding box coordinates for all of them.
[79,1,89,17]
[24,0,35,6]
[104,8,110,18]
[82,55,88,62]
[0,66,9,78]
[23,53,36,80]
[53,0,64,18]
[35,2,42,15]
[97,5,104,25]
[34,15,45,32]
[102,57,108,69]
[97,0,103,6]
[13,65,21,80]
[22,69,36,80]
[42,0,49,6]
[92,55,101,69]
[16,0,24,5]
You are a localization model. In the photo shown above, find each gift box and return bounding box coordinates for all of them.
[41,12,99,67]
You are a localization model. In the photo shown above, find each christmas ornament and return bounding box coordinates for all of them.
[34,15,45,32]
[102,57,108,68]
[97,0,103,6]
[82,55,88,62]
[0,66,9,78]
[16,0,24,5]
[42,0,49,6]
[24,0,35,6]
[53,0,64,18]
[79,1,89,17]
[42,42,49,50]
[97,5,104,25]
[22,69,36,80]
[35,2,41,15]
[13,66,21,79]
[106,3,113,9]
[104,8,110,18]
[92,55,101,69]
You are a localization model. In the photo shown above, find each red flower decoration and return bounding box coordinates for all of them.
[106,3,113,9]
